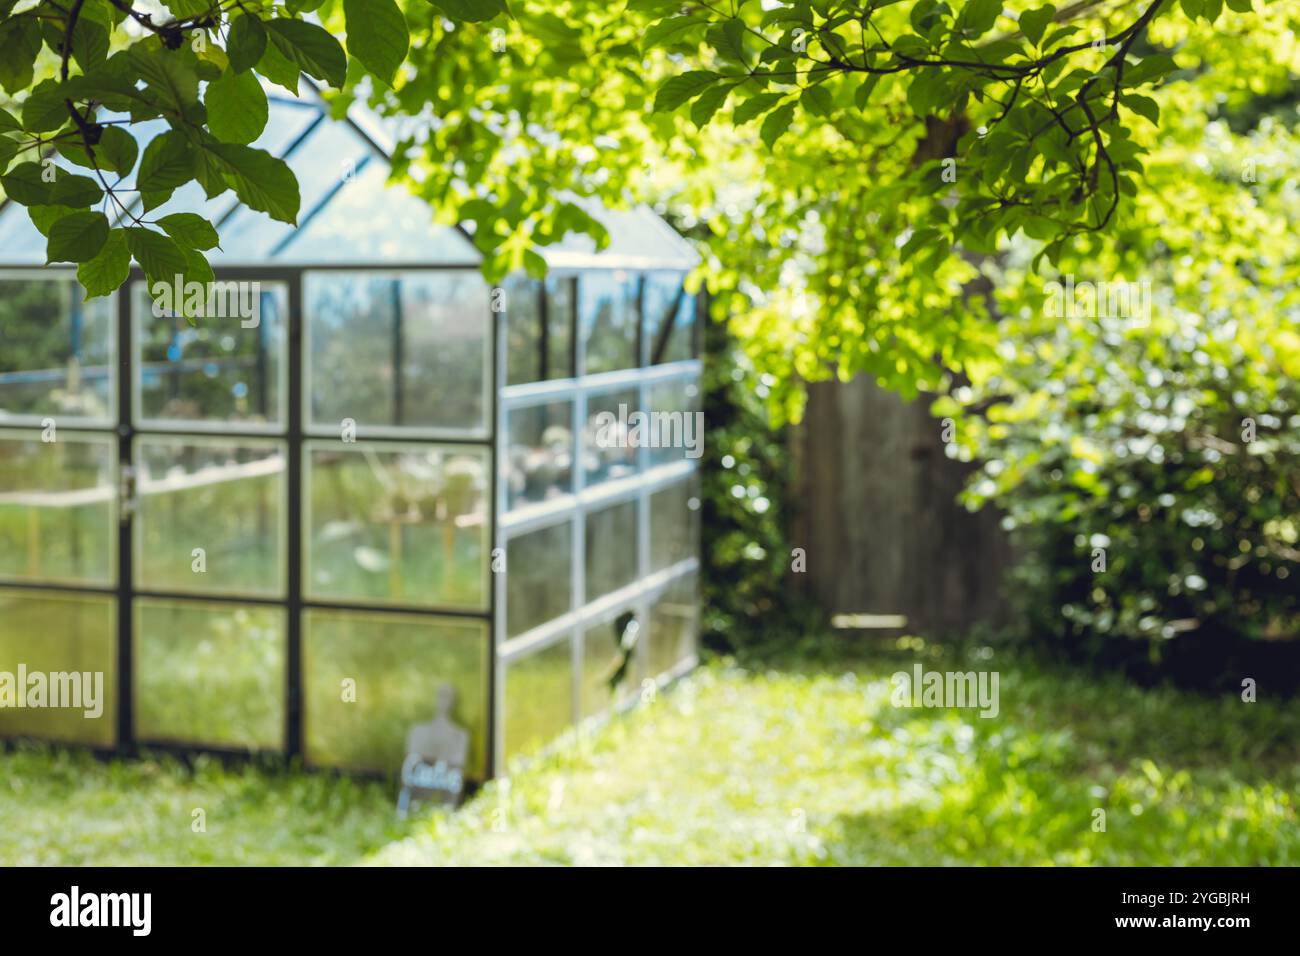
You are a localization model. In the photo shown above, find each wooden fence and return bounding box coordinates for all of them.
[789,375,1015,636]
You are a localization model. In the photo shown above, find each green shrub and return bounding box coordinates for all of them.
[940,298,1300,676]
[700,309,812,650]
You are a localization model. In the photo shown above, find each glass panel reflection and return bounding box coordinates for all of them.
[583,387,639,487]
[0,277,114,424]
[135,599,285,750]
[135,438,285,596]
[580,271,638,375]
[134,281,287,427]
[303,609,488,776]
[506,521,572,638]
[649,476,700,572]
[306,272,489,434]
[0,588,115,746]
[646,376,703,468]
[0,431,114,585]
[642,271,695,364]
[506,401,573,511]
[581,612,640,719]
[648,572,698,678]
[584,499,638,602]
[306,444,489,609]
[504,636,572,762]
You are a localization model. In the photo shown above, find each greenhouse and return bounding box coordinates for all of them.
[0,87,701,781]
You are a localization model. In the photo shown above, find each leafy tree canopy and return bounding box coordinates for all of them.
[1,0,1297,413]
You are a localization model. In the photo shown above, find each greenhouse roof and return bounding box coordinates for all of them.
[0,81,699,272]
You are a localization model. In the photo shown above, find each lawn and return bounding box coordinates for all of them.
[2,638,1297,866]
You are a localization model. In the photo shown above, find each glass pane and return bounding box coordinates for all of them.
[134,281,287,427]
[581,612,640,719]
[642,271,696,364]
[648,572,698,678]
[306,444,489,609]
[544,275,576,379]
[0,588,115,746]
[0,432,114,585]
[305,272,489,434]
[135,438,285,596]
[506,401,573,510]
[646,376,703,468]
[506,521,572,638]
[649,476,700,572]
[503,275,543,386]
[303,609,489,777]
[580,271,639,375]
[504,636,572,762]
[584,499,638,602]
[583,387,639,487]
[0,277,114,424]
[135,599,285,750]
[267,162,480,265]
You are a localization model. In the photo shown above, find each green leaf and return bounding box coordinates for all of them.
[265,18,348,87]
[181,246,214,288]
[1122,93,1159,124]
[126,227,188,285]
[204,142,300,224]
[691,83,731,128]
[77,228,130,298]
[98,125,139,176]
[654,71,719,113]
[707,18,748,66]
[760,101,796,148]
[129,45,200,111]
[957,0,1002,36]
[46,210,110,263]
[138,130,196,192]
[1123,54,1178,86]
[1018,4,1056,47]
[22,80,72,135]
[205,69,269,145]
[0,107,19,133]
[0,133,17,173]
[0,161,101,207]
[801,84,833,118]
[287,0,328,13]
[227,15,268,74]
[732,92,786,126]
[157,212,220,251]
[345,0,410,87]
[855,74,881,109]
[256,34,301,94]
[425,0,507,23]
[0,19,43,95]
[71,17,110,71]
[641,15,700,52]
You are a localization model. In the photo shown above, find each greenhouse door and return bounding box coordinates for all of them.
[120,275,296,756]
[0,271,288,754]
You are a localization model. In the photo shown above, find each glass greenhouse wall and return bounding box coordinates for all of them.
[0,88,701,780]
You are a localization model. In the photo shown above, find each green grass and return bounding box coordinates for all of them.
[2,638,1297,865]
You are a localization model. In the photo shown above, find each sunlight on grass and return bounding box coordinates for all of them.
[2,644,1297,866]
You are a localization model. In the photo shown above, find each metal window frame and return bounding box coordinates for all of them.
[1,261,702,780]
[0,263,498,774]
[491,267,703,771]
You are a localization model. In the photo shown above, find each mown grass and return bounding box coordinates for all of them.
[2,637,1297,865]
